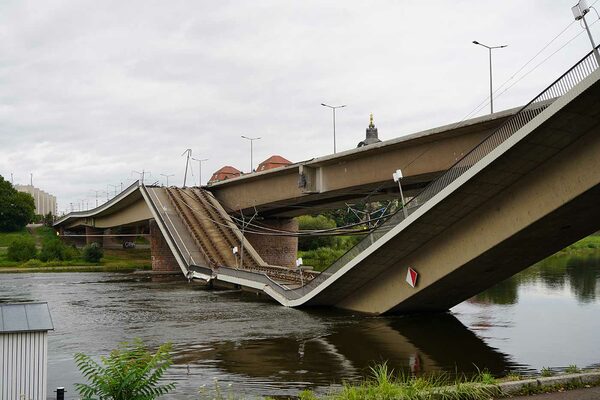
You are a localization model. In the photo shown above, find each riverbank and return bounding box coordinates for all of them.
[271,368,600,400]
[0,226,151,272]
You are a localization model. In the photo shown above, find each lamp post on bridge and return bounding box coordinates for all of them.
[572,0,600,65]
[132,170,150,185]
[160,174,175,187]
[393,169,408,218]
[241,136,261,172]
[192,157,208,186]
[321,103,346,154]
[472,41,507,114]
[108,184,118,198]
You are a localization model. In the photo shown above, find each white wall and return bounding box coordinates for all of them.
[0,331,48,400]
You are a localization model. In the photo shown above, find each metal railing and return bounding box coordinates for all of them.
[261,46,600,301]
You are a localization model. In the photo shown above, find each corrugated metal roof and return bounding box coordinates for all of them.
[0,302,54,333]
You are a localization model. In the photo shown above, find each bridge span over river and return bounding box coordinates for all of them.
[55,48,600,315]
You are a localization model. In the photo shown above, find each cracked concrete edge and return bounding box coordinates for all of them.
[496,371,600,396]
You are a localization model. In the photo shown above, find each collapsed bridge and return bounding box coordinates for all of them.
[55,48,600,314]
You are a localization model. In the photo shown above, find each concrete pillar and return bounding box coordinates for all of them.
[150,220,179,272]
[85,226,103,246]
[246,218,298,268]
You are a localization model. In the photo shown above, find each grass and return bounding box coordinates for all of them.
[565,364,581,374]
[555,234,600,255]
[0,227,151,272]
[540,367,554,377]
[0,228,30,247]
[292,363,500,400]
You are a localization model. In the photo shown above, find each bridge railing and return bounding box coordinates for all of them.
[267,46,600,300]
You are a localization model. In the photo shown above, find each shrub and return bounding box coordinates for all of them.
[39,238,72,261]
[74,339,175,400]
[82,243,104,263]
[7,236,37,261]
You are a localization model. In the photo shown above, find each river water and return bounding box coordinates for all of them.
[1,252,599,399]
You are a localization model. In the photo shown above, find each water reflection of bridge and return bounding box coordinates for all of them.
[171,314,514,385]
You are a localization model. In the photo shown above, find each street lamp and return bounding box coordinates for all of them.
[321,103,346,153]
[392,169,408,218]
[572,0,600,65]
[472,41,507,114]
[192,158,208,186]
[132,170,150,185]
[160,173,175,187]
[108,184,118,198]
[241,136,261,172]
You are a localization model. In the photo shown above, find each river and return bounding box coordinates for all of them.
[0,252,599,399]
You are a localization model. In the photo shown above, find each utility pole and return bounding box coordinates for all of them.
[181,149,192,187]
[192,158,208,186]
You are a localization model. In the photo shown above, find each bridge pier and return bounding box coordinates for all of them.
[246,218,298,268]
[149,220,179,272]
[85,226,103,247]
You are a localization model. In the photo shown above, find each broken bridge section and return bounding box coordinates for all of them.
[142,186,316,287]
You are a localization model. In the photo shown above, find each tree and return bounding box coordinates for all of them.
[74,339,176,400]
[296,215,337,251]
[0,175,35,232]
[43,212,55,227]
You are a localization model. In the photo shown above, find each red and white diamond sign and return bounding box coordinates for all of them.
[406,267,418,288]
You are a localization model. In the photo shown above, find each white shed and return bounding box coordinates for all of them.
[0,302,54,400]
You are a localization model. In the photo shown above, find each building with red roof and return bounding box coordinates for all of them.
[208,166,241,184]
[257,155,292,172]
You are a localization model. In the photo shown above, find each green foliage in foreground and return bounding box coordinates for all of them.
[7,236,37,261]
[297,364,500,400]
[74,339,175,400]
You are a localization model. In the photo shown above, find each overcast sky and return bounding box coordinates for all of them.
[1,0,598,213]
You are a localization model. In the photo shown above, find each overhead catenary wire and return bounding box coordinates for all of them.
[173,188,388,237]
[184,182,402,235]
[493,16,600,101]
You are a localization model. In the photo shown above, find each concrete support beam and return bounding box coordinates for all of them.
[84,226,103,247]
[246,218,298,268]
[149,220,179,272]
